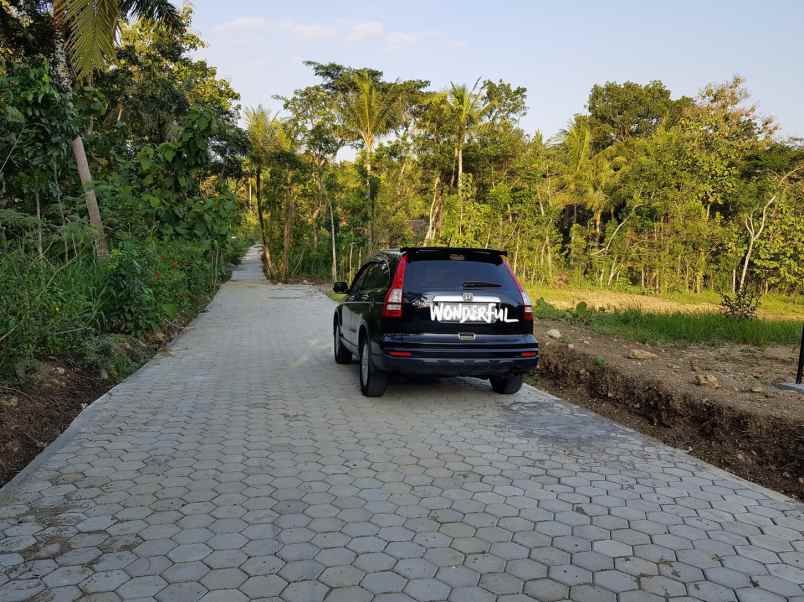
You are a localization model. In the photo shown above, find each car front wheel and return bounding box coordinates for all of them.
[359,336,387,397]
[490,373,523,394]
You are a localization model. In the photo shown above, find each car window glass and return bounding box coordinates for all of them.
[363,262,389,292]
[350,266,370,294]
[405,257,518,294]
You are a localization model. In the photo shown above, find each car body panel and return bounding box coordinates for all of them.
[334,248,539,380]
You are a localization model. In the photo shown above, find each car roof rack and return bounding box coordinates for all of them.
[398,246,507,256]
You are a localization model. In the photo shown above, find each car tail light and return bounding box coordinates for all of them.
[382,254,408,318]
[388,351,412,357]
[503,261,533,321]
[521,351,537,357]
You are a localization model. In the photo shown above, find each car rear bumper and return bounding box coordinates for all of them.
[377,354,539,376]
[373,333,539,377]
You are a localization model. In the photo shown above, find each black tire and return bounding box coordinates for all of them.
[333,321,352,364]
[490,373,523,394]
[359,334,387,397]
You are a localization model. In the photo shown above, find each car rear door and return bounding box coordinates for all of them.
[400,250,529,339]
[342,265,370,346]
[356,261,390,332]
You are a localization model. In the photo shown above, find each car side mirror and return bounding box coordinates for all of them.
[333,281,349,294]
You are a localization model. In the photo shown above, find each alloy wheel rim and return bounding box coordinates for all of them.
[361,342,369,384]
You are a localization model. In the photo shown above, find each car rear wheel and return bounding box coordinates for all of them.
[333,322,352,364]
[490,373,523,394]
[359,335,387,397]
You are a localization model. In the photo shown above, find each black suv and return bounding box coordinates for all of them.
[332,247,539,396]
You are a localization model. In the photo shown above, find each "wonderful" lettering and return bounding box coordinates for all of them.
[430,303,518,324]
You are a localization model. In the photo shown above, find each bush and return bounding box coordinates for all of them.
[1,236,249,378]
[0,250,103,375]
[720,288,761,320]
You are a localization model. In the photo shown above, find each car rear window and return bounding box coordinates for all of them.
[404,252,518,293]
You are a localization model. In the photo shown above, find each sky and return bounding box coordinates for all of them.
[185,0,804,141]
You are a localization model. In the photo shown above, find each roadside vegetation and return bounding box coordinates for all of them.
[240,62,801,345]
[532,299,801,346]
[1,3,251,381]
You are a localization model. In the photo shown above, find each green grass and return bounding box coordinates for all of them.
[533,299,801,346]
[526,284,804,321]
[587,310,799,346]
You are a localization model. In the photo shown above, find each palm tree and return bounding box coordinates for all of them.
[447,81,485,194]
[336,71,402,249]
[447,81,485,235]
[560,117,594,224]
[51,0,181,256]
[244,106,276,274]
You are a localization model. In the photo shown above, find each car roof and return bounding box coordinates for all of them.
[379,246,508,257]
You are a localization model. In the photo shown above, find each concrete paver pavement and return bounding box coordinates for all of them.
[1,246,803,601]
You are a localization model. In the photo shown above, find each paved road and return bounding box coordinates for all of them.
[1,246,803,602]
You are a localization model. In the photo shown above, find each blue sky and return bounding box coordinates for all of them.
[187,0,804,140]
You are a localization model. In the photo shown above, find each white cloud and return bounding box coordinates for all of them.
[212,16,269,34]
[347,21,386,42]
[280,20,338,41]
[386,31,419,49]
[209,16,464,54]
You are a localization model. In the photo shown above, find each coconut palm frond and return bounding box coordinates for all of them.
[64,0,120,81]
[120,0,181,32]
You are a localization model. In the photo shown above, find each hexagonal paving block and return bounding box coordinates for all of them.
[362,570,407,593]
[320,565,364,587]
[404,577,451,601]
[523,578,569,601]
[79,569,130,593]
[549,564,593,586]
[117,574,168,598]
[395,558,437,579]
[240,574,288,597]
[162,561,210,583]
[168,543,211,563]
[200,567,248,590]
[156,581,208,601]
[281,580,328,602]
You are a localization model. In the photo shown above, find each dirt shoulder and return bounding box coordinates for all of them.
[0,363,113,485]
[527,318,803,500]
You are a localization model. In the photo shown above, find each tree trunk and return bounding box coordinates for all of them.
[71,136,108,256]
[329,199,338,282]
[35,191,43,258]
[457,144,464,237]
[457,144,463,191]
[51,19,109,258]
[366,150,374,250]
[348,243,354,282]
[255,166,267,248]
[425,174,441,243]
[738,237,755,293]
[255,166,275,277]
[282,174,295,282]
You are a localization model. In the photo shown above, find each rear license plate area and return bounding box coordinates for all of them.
[430,302,495,324]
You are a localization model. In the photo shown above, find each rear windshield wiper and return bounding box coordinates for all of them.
[463,281,502,288]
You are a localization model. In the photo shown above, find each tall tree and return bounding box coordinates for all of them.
[282,85,342,281]
[447,81,485,192]
[335,70,403,249]
[50,0,181,256]
[244,105,275,273]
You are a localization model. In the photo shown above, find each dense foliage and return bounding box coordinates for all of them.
[1,3,250,376]
[2,2,802,376]
[251,65,802,300]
